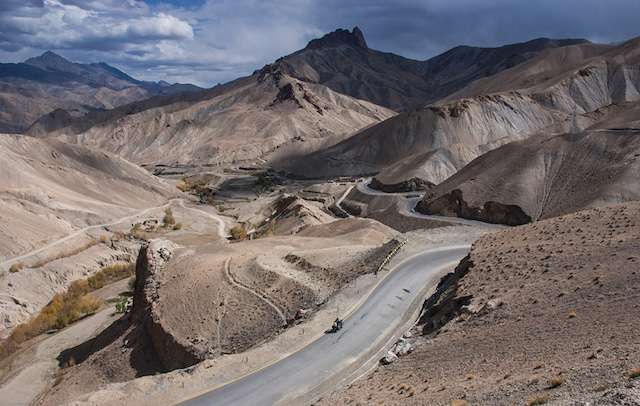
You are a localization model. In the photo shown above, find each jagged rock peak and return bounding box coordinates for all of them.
[305,26,368,50]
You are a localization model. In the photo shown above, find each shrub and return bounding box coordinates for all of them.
[9,263,23,273]
[128,276,136,292]
[526,394,550,406]
[230,225,248,241]
[548,376,565,388]
[0,262,136,360]
[88,263,135,290]
[162,208,176,228]
[114,297,132,314]
[177,177,209,194]
[87,271,106,290]
[629,368,640,379]
[0,280,101,359]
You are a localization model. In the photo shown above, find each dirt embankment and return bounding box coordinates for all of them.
[319,202,640,405]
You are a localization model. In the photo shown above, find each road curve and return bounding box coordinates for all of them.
[180,245,469,406]
[356,178,504,229]
[177,200,229,239]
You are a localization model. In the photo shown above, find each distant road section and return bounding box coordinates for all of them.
[357,178,505,228]
[180,245,469,406]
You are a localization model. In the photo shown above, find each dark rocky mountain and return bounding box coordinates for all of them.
[274,27,588,110]
[0,51,201,133]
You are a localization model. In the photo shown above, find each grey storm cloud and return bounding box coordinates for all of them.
[0,0,639,86]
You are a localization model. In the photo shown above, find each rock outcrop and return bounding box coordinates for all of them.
[132,239,202,370]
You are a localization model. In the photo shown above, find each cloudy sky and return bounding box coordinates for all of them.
[1,0,639,87]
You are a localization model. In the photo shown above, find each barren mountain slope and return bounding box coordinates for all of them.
[320,202,640,406]
[276,27,587,110]
[0,134,174,260]
[285,38,640,185]
[44,68,393,166]
[0,51,200,134]
[417,127,640,225]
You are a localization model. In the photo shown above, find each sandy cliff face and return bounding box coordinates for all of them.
[285,91,566,183]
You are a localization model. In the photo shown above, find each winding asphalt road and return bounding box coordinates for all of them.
[356,178,504,229]
[180,245,469,406]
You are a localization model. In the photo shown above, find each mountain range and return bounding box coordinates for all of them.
[24,28,599,170]
[0,51,200,133]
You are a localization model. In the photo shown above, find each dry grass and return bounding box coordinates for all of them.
[230,225,248,241]
[628,367,640,379]
[30,241,99,268]
[548,375,565,388]
[0,262,134,360]
[163,208,176,228]
[0,280,101,359]
[177,177,209,194]
[173,223,183,231]
[87,263,135,290]
[451,400,470,406]
[526,393,550,405]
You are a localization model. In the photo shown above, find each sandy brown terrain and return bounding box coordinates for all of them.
[0,279,129,406]
[0,134,175,261]
[318,202,640,405]
[1,26,638,406]
[40,67,393,168]
[29,223,489,406]
[0,134,182,337]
